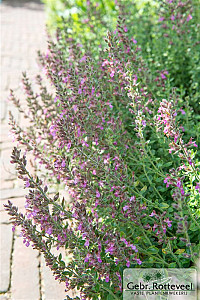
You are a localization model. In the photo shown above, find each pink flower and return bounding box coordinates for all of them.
[136,258,142,265]
[110,70,115,77]
[130,196,135,202]
[97,254,102,263]
[124,26,128,32]
[131,38,137,44]
[142,120,146,127]
[25,241,30,247]
[164,218,172,228]
[65,280,69,288]
[116,272,121,282]
[105,243,115,255]
[103,157,109,165]
[73,105,78,112]
[153,224,158,231]
[67,141,71,150]
[126,260,130,267]
[161,73,166,80]
[195,182,200,193]
[46,227,52,235]
[187,14,192,22]
[61,160,66,168]
[180,108,185,115]
[84,253,90,262]
[174,134,179,143]
[121,238,128,245]
[102,59,109,67]
[80,55,86,62]
[164,175,172,187]
[176,178,181,188]
[25,179,30,187]
[123,205,129,211]
[84,239,89,247]
[180,188,185,196]
[114,191,119,197]
[96,190,101,198]
[149,210,156,217]
[82,140,89,147]
[158,17,164,22]
[130,244,137,252]
[105,275,109,282]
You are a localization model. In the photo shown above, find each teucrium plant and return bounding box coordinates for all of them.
[4,2,200,300]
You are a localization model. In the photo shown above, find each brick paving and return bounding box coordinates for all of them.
[0,1,70,299]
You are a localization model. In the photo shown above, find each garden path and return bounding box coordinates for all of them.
[0,1,73,299]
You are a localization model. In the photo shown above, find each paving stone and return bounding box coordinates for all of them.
[0,0,70,298]
[0,178,14,190]
[0,123,12,144]
[0,92,10,104]
[41,250,76,300]
[0,188,26,201]
[0,294,10,300]
[0,149,17,182]
[0,142,12,151]
[0,101,7,121]
[1,69,10,87]
[41,255,68,300]
[11,234,40,300]
[0,224,13,292]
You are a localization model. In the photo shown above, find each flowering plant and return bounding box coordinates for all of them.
[5,1,200,299]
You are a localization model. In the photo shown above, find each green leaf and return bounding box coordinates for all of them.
[120,231,125,238]
[168,262,177,268]
[139,186,147,194]
[189,223,199,231]
[175,249,185,254]
[148,257,156,263]
[134,180,140,187]
[164,162,173,167]
[106,294,114,300]
[60,260,65,268]
[157,186,166,192]
[148,246,159,254]
[95,283,100,292]
[159,202,169,209]
[54,192,59,201]
[141,185,147,193]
